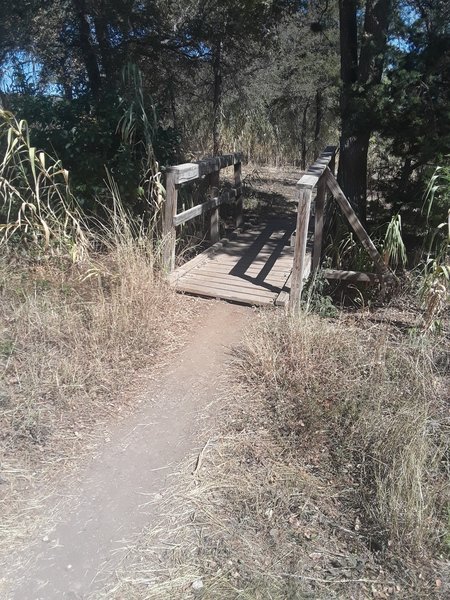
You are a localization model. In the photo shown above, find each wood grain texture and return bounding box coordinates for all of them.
[162,171,177,272]
[173,189,236,226]
[323,168,389,281]
[297,146,337,190]
[208,170,220,243]
[312,176,326,272]
[289,188,312,312]
[166,153,243,185]
[234,161,243,228]
[170,222,308,307]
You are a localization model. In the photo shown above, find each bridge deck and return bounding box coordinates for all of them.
[170,219,311,306]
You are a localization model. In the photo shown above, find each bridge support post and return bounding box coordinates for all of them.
[289,186,312,312]
[234,161,243,228]
[312,177,326,273]
[162,170,177,272]
[208,170,220,243]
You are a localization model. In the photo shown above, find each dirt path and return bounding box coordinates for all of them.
[3,300,250,600]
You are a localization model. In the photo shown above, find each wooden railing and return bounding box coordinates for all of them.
[289,146,393,311]
[162,153,243,272]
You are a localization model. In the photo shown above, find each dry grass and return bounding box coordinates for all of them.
[0,246,170,453]
[104,310,449,599]
[0,241,193,560]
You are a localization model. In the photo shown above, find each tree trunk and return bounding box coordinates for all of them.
[73,0,102,98]
[338,131,370,224]
[212,40,223,156]
[337,0,392,224]
[169,77,178,130]
[93,10,113,85]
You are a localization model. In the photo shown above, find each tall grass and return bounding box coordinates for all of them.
[0,109,88,259]
[0,107,184,463]
[420,162,450,332]
[241,312,447,551]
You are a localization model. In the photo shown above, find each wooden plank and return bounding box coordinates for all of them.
[182,270,285,290]
[275,273,291,307]
[323,168,390,281]
[166,153,243,185]
[289,187,312,312]
[312,176,326,272]
[323,269,379,284]
[191,268,290,283]
[276,252,312,307]
[175,282,276,305]
[234,161,243,228]
[209,170,220,243]
[168,234,237,284]
[177,276,280,299]
[297,146,337,190]
[196,261,292,273]
[162,171,177,272]
[188,273,290,288]
[173,189,235,226]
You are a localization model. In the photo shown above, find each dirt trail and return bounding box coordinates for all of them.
[3,301,250,600]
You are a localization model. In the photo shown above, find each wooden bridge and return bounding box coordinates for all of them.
[162,147,391,308]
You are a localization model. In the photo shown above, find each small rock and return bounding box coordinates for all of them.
[309,552,321,560]
[264,508,273,520]
[192,579,204,591]
[42,536,49,543]
[67,564,72,570]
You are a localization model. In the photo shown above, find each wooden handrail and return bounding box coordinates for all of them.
[297,146,338,190]
[289,146,393,312]
[166,153,243,185]
[173,189,237,227]
[162,153,243,272]
[289,146,337,310]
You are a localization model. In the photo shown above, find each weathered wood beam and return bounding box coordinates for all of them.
[323,168,390,282]
[166,153,244,185]
[289,187,312,312]
[173,189,236,227]
[209,170,220,243]
[323,269,379,283]
[162,171,177,272]
[234,161,243,228]
[297,146,337,190]
[312,176,327,272]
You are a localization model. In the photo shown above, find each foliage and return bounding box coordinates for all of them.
[302,268,338,317]
[383,214,407,269]
[0,109,87,259]
[419,161,450,332]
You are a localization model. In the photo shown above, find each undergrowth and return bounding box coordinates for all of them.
[108,311,449,599]
[0,245,179,456]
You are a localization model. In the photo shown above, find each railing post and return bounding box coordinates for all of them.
[234,160,243,228]
[162,170,177,272]
[208,169,220,243]
[312,175,326,273]
[289,186,312,312]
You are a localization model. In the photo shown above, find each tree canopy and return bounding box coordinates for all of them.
[0,0,448,231]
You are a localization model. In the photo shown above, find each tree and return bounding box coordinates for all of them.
[337,0,393,223]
